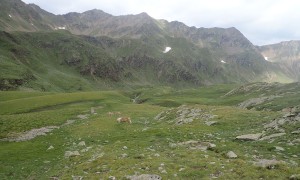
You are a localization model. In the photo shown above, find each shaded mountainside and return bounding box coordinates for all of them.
[0,0,297,91]
[259,41,300,81]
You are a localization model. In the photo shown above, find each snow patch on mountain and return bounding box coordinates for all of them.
[264,57,270,61]
[55,26,66,30]
[163,47,171,53]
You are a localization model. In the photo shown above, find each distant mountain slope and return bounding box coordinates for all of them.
[259,41,300,81]
[0,0,296,91]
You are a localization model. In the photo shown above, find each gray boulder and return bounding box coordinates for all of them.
[226,151,238,158]
[253,159,283,168]
[259,133,286,141]
[236,133,262,141]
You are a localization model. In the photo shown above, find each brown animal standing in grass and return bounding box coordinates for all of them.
[117,117,132,124]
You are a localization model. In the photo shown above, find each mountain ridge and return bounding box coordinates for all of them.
[0,0,298,91]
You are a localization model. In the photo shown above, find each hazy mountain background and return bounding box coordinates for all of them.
[0,0,298,91]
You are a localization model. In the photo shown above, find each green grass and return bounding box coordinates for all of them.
[0,84,299,179]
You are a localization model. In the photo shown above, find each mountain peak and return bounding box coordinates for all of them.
[83,9,112,17]
[136,12,150,17]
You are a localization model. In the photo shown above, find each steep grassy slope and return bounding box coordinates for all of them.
[1,84,299,179]
[0,31,126,91]
[1,30,276,91]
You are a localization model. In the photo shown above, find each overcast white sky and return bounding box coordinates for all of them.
[22,0,300,45]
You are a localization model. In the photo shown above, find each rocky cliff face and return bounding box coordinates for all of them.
[259,41,300,81]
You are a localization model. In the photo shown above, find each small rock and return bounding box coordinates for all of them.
[179,168,185,172]
[253,159,283,169]
[127,174,162,180]
[109,176,116,180]
[158,167,167,174]
[154,153,160,157]
[236,133,262,141]
[205,121,218,126]
[63,120,75,126]
[65,151,80,158]
[289,174,300,180]
[226,151,238,158]
[91,107,96,114]
[177,140,216,151]
[264,121,277,129]
[78,141,86,146]
[123,146,128,150]
[208,143,216,149]
[80,147,92,153]
[169,143,177,148]
[283,113,296,118]
[259,133,286,141]
[293,139,300,143]
[277,118,287,125]
[47,145,54,150]
[77,114,88,119]
[292,130,300,134]
[72,175,83,180]
[274,146,285,151]
[121,153,128,158]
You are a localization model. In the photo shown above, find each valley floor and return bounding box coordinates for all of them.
[0,83,299,179]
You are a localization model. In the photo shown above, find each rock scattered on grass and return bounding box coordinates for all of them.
[80,147,92,153]
[1,126,59,142]
[289,174,300,180]
[121,153,128,158]
[63,120,75,126]
[72,175,83,180]
[274,146,285,151]
[292,130,300,134]
[77,114,89,119]
[205,121,218,126]
[253,159,283,169]
[259,133,286,141]
[109,176,116,180]
[226,151,238,158]
[126,174,162,180]
[154,105,216,125]
[65,151,80,158]
[170,140,216,151]
[292,139,300,144]
[47,145,54,150]
[236,133,262,141]
[78,141,86,146]
[238,96,280,109]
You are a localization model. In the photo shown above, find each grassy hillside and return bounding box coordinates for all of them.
[0,84,299,179]
[1,0,296,90]
[2,30,291,92]
[0,31,123,91]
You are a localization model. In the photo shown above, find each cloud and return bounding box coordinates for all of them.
[21,0,300,45]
